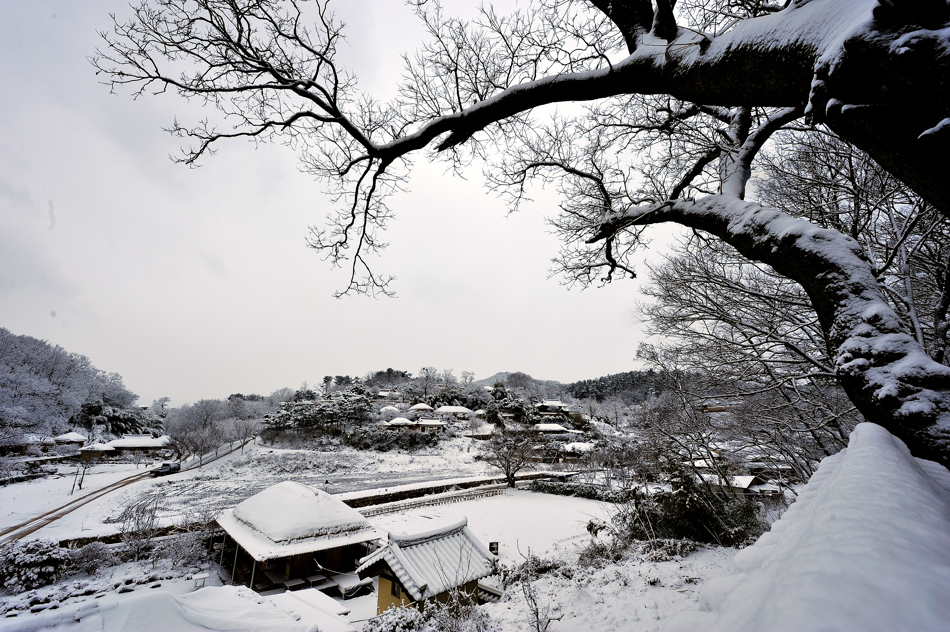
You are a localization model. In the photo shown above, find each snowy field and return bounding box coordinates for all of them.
[0,462,147,532]
[369,489,615,564]
[5,424,948,631]
[2,439,496,542]
[0,485,737,632]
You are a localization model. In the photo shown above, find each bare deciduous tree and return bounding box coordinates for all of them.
[480,429,538,487]
[93,0,950,461]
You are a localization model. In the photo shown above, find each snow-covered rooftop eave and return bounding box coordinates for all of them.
[217,510,382,562]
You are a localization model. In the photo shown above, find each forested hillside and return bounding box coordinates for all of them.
[0,328,156,442]
[566,370,662,403]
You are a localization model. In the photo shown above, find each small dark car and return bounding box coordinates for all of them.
[151,462,181,477]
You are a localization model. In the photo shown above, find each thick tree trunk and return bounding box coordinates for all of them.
[619,196,950,462]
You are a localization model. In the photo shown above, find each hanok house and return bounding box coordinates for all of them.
[384,417,447,434]
[216,481,381,593]
[701,473,777,496]
[534,399,572,417]
[104,433,171,457]
[357,517,497,616]
[434,405,474,420]
[78,442,116,461]
[53,431,87,447]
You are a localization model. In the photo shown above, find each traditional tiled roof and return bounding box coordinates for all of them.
[356,517,495,602]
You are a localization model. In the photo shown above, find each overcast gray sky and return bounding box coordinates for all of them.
[0,0,673,406]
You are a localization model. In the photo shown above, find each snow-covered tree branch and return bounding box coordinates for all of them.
[95,0,950,460]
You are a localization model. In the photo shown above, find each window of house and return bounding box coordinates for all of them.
[391,580,401,598]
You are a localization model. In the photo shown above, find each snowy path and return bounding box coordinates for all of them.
[0,438,252,544]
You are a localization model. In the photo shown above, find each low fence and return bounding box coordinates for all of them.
[359,486,508,517]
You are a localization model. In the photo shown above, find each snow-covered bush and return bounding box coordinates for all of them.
[363,606,425,632]
[67,541,116,576]
[420,589,491,632]
[153,532,204,568]
[345,429,441,452]
[502,554,572,588]
[0,539,69,592]
[528,480,636,503]
[610,463,763,547]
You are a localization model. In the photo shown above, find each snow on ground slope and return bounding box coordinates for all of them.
[668,422,950,632]
[483,546,736,632]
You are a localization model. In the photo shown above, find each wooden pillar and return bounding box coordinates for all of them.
[249,561,256,589]
[219,534,227,565]
[231,544,240,585]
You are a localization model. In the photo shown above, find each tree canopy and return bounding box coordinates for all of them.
[94,0,950,461]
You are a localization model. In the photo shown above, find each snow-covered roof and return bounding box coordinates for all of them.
[23,585,355,632]
[409,403,433,411]
[105,435,170,449]
[562,442,594,453]
[54,432,87,443]
[532,423,572,433]
[80,442,115,452]
[701,474,758,489]
[435,406,473,414]
[535,399,569,408]
[217,481,380,561]
[379,405,401,414]
[357,517,495,602]
[415,418,447,426]
[385,417,414,426]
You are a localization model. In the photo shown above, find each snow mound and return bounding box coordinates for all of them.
[673,422,950,631]
[0,586,333,632]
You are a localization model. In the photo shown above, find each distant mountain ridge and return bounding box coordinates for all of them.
[471,372,562,388]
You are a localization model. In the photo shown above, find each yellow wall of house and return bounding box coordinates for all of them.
[377,576,415,614]
[375,576,482,615]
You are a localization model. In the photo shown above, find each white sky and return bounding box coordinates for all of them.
[0,0,676,406]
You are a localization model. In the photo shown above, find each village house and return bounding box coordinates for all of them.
[531,423,582,435]
[216,481,381,593]
[356,517,498,615]
[383,418,447,433]
[434,405,474,420]
[53,431,87,447]
[78,442,116,461]
[700,473,780,496]
[534,400,572,417]
[104,433,171,457]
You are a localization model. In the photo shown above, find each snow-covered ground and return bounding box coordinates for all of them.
[0,462,149,532]
[4,423,949,631]
[369,489,614,564]
[1,439,496,542]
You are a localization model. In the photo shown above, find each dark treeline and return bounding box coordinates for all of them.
[566,371,663,403]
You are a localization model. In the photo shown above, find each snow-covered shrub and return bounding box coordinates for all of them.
[528,480,636,503]
[363,606,425,632]
[502,554,572,588]
[610,463,763,547]
[421,589,491,632]
[154,532,204,568]
[67,541,116,575]
[345,429,441,452]
[0,539,69,592]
